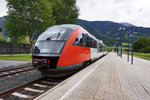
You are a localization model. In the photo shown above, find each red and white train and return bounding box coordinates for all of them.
[32,24,107,77]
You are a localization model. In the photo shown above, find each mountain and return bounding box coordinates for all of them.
[1,16,150,46]
[77,19,150,46]
[121,22,135,27]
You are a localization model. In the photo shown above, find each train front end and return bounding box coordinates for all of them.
[32,25,76,77]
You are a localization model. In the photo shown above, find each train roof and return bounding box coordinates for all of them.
[41,24,107,47]
[48,24,80,30]
[38,24,80,41]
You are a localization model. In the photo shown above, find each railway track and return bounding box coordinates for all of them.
[0,77,67,100]
[0,65,34,78]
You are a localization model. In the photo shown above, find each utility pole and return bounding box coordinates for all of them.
[131,28,134,64]
[128,35,129,62]
[115,39,120,56]
[127,28,134,64]
[121,35,122,58]
[119,27,126,58]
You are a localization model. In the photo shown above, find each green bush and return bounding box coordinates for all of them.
[144,47,150,53]
[133,36,150,53]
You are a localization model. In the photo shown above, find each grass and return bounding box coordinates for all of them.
[109,42,150,61]
[122,43,131,46]
[124,52,150,61]
[108,43,132,50]
[0,54,32,61]
[107,46,115,52]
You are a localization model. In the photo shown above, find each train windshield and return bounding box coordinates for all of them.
[34,26,74,54]
[34,41,65,54]
[37,27,73,41]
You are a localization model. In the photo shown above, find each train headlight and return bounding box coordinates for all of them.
[33,59,50,68]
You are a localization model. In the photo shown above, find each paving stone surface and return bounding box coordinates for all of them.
[35,52,150,100]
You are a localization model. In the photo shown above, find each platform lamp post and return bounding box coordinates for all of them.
[118,27,126,58]
[131,28,134,65]
[127,34,129,62]
[128,28,134,64]
[114,42,118,55]
[115,38,120,56]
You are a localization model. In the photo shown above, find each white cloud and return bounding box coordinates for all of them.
[0,0,8,17]
[76,0,150,27]
[0,0,150,27]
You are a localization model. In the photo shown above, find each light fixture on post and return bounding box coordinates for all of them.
[118,27,126,58]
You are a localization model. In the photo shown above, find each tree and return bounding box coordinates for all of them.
[144,47,150,53]
[4,0,79,49]
[51,0,79,24]
[0,34,7,42]
[133,36,150,52]
[4,0,55,49]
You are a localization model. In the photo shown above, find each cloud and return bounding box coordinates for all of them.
[0,0,150,27]
[76,0,150,27]
[0,0,8,17]
[113,0,126,4]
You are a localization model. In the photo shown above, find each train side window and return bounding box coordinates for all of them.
[98,43,100,52]
[86,36,94,48]
[73,33,98,48]
[94,40,97,48]
[91,39,94,48]
[73,38,79,45]
[82,34,87,46]
[90,37,97,48]
[92,39,97,48]
[86,36,90,47]
[99,44,103,52]
[73,33,84,46]
[91,38,93,47]
[90,37,93,47]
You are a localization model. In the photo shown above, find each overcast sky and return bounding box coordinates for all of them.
[1,0,150,27]
[0,0,7,17]
[76,0,150,27]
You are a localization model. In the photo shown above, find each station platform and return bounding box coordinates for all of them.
[34,52,150,100]
[0,59,31,69]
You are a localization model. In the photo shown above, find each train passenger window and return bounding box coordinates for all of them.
[99,44,103,52]
[86,36,90,47]
[90,39,93,48]
[79,38,83,46]
[90,38,93,47]
[73,33,84,46]
[74,38,79,45]
[88,37,97,48]
[82,34,86,46]
[94,40,97,48]
[92,39,96,48]
[97,43,100,52]
[73,33,98,48]
[85,35,94,48]
[91,39,94,48]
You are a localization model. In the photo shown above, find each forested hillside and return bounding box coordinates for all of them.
[77,19,150,46]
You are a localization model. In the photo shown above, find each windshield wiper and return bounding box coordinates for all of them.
[46,30,62,40]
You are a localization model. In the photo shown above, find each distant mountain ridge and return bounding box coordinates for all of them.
[1,17,150,46]
[77,19,150,46]
[120,22,135,27]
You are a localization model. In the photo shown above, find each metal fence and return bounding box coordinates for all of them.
[0,42,30,54]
